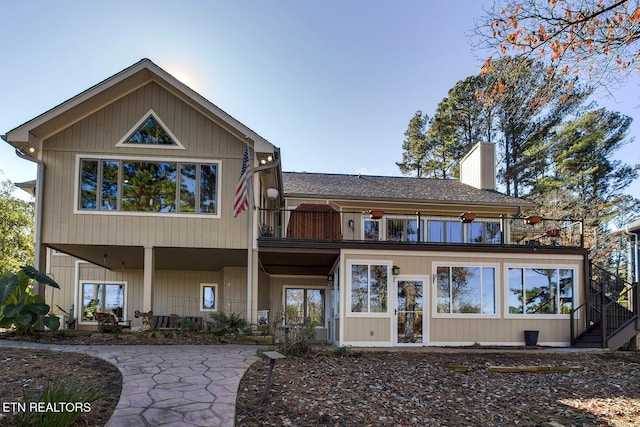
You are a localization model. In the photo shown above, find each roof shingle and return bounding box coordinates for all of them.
[283,172,532,207]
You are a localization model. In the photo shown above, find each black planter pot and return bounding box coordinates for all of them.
[524,330,539,346]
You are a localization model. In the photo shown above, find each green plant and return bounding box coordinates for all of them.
[179,317,201,333]
[259,223,273,237]
[97,321,122,335]
[208,311,249,338]
[16,377,105,427]
[333,345,352,357]
[0,266,60,334]
[285,319,317,356]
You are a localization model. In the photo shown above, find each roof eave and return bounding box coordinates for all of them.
[4,59,275,153]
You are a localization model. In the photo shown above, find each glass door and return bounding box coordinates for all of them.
[395,279,424,344]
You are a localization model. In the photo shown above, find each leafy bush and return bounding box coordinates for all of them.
[208,311,249,337]
[333,345,352,357]
[0,266,60,334]
[96,321,122,335]
[285,319,317,356]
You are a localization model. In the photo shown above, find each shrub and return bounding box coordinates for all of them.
[285,319,317,356]
[0,266,60,335]
[208,311,249,338]
[16,377,105,427]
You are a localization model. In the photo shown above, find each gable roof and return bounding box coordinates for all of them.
[2,59,275,153]
[283,171,533,210]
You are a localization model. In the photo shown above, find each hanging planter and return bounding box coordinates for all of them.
[524,215,542,225]
[546,229,560,237]
[369,210,384,219]
[460,212,476,223]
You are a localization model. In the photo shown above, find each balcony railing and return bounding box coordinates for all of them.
[258,208,584,248]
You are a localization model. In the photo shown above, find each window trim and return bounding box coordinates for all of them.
[200,283,218,312]
[283,285,328,327]
[74,154,222,218]
[115,109,185,150]
[431,262,500,319]
[504,264,578,319]
[346,260,391,317]
[78,280,127,325]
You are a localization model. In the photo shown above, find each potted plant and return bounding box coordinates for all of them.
[259,223,273,237]
[524,215,542,225]
[460,212,476,223]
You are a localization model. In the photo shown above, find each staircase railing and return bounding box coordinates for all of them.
[571,262,639,348]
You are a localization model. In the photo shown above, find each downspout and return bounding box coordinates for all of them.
[623,226,639,284]
[14,147,45,295]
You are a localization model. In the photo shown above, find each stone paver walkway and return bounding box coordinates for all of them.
[0,341,260,427]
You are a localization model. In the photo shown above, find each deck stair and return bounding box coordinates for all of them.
[571,263,639,350]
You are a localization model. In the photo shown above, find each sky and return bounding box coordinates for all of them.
[1,0,639,202]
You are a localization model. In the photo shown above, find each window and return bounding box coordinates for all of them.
[363,219,380,240]
[78,157,219,215]
[80,281,126,321]
[508,268,574,315]
[386,218,424,242]
[200,284,218,311]
[349,263,389,313]
[125,116,177,146]
[436,266,496,314]
[468,222,501,244]
[427,220,463,243]
[115,111,184,149]
[285,288,325,325]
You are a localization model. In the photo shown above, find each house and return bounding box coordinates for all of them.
[611,220,640,285]
[3,59,637,348]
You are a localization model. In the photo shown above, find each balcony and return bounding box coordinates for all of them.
[257,207,584,249]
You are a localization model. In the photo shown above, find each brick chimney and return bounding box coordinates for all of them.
[459,142,496,190]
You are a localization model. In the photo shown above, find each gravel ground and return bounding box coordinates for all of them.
[236,350,640,427]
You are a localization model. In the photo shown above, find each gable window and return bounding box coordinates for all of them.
[349,263,389,314]
[80,281,126,322]
[508,268,574,315]
[436,266,496,314]
[115,110,184,149]
[77,157,219,215]
[285,288,325,326]
[200,284,218,311]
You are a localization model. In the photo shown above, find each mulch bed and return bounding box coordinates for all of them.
[236,349,640,426]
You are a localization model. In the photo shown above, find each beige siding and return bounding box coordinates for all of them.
[41,82,249,250]
[49,256,247,330]
[340,249,584,346]
[343,317,390,342]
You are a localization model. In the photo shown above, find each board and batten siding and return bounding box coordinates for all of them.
[40,81,249,249]
[340,250,584,346]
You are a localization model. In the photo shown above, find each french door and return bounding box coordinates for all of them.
[395,278,425,345]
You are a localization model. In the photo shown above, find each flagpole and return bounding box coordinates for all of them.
[245,137,254,324]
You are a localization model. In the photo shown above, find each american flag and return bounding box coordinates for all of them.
[233,143,250,217]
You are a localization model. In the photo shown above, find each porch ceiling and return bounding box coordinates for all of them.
[258,244,339,276]
[48,244,246,271]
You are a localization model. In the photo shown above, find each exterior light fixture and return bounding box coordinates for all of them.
[348,219,355,229]
[327,274,334,282]
[266,188,279,199]
[392,266,400,276]
[28,147,35,153]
